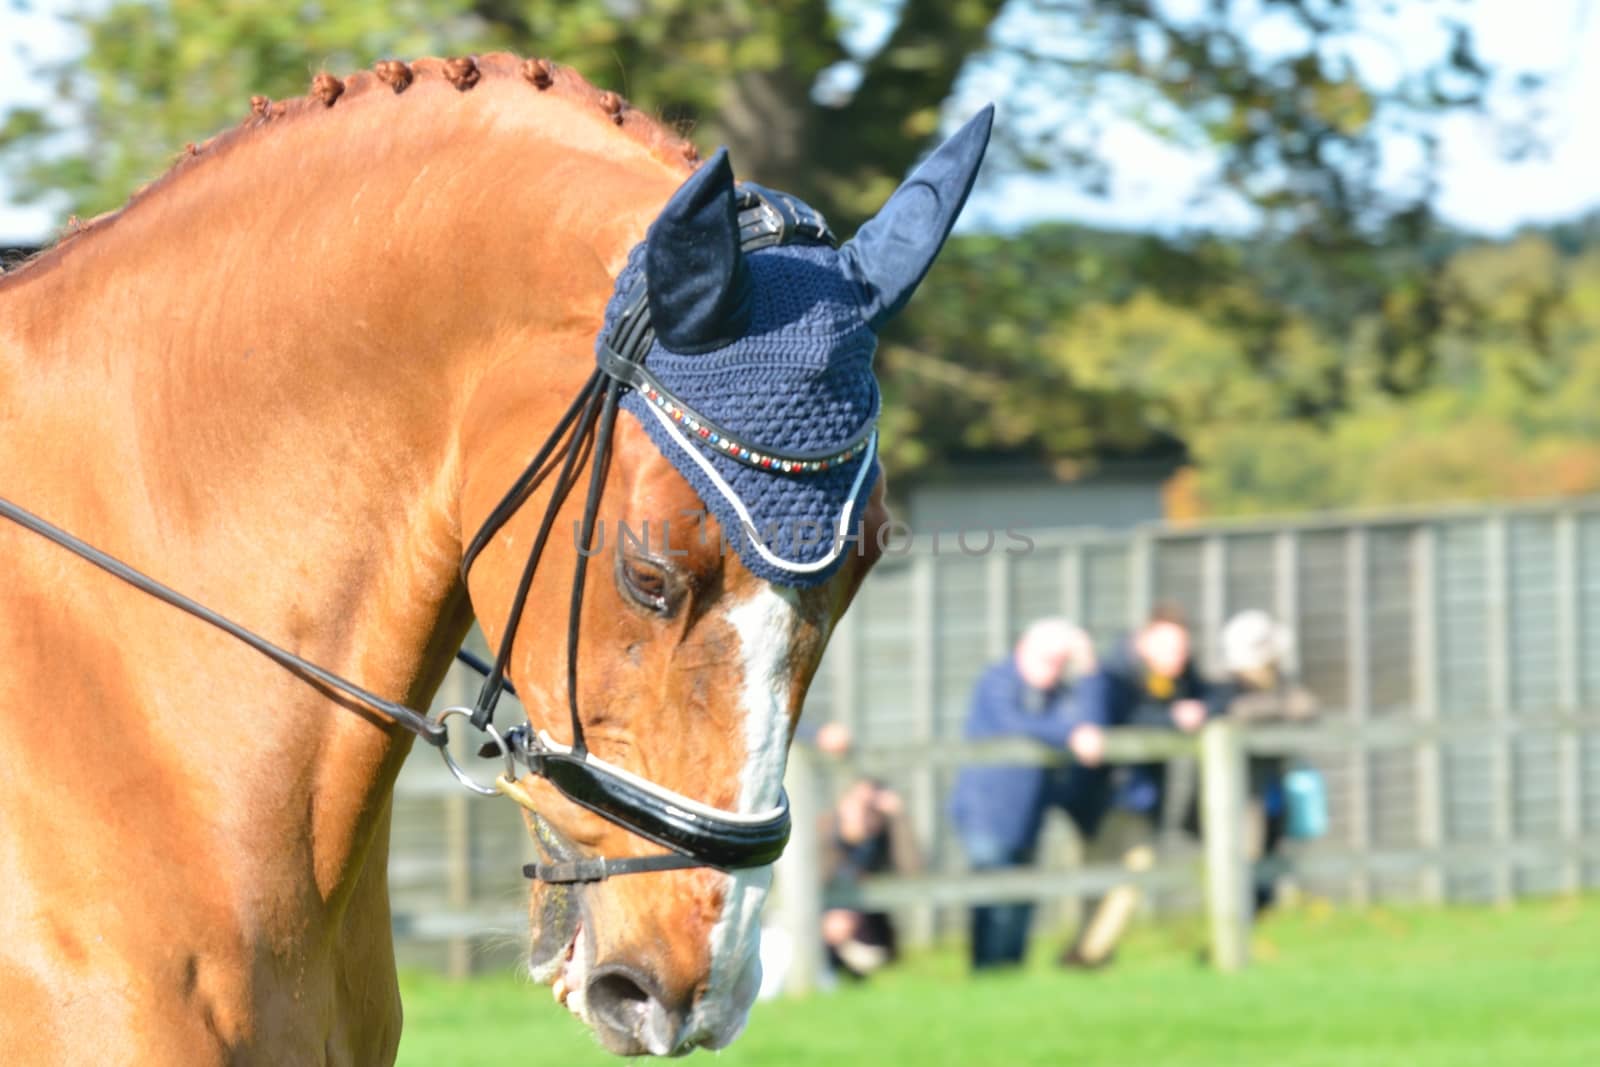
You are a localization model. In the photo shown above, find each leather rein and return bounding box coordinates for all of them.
[0,187,838,885]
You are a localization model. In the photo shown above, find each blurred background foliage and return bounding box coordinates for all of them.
[3,0,1594,517]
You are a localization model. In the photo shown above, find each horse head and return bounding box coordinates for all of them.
[459,109,992,1055]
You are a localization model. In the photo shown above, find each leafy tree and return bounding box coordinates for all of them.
[3,0,1569,510]
[4,0,1517,237]
[1182,225,1600,516]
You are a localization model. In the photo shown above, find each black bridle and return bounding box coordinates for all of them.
[0,186,837,885]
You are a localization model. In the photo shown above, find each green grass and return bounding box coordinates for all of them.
[397,897,1600,1066]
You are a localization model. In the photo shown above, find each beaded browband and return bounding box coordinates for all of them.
[596,186,881,476]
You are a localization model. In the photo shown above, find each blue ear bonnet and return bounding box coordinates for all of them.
[596,107,993,587]
[603,238,882,587]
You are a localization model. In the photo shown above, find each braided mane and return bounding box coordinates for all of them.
[6,53,698,277]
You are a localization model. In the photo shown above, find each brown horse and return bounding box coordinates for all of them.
[0,53,986,1062]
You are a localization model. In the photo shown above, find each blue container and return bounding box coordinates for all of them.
[1284,766,1329,840]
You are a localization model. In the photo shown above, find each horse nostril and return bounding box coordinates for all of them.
[587,968,650,1033]
[585,965,691,1056]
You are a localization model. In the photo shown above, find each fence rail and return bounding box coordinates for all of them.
[774,723,1242,992]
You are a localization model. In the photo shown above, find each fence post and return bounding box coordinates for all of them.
[1128,530,1154,629]
[908,551,938,948]
[1485,514,1514,904]
[776,742,824,996]
[1199,535,1227,674]
[1273,530,1299,675]
[1555,510,1583,895]
[1061,542,1085,624]
[442,663,474,979]
[830,606,859,741]
[1412,524,1445,904]
[1201,718,1250,972]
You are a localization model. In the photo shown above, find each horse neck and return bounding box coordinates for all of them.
[0,80,680,903]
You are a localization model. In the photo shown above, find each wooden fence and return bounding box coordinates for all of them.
[387,495,1600,975]
[800,496,1600,910]
[773,712,1600,992]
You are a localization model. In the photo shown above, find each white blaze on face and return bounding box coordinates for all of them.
[687,583,802,1049]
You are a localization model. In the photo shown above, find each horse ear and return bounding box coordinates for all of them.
[645,147,752,354]
[839,105,994,331]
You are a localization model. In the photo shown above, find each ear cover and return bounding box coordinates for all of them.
[839,105,995,331]
[644,148,753,354]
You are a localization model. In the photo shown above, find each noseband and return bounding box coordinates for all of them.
[0,186,834,886]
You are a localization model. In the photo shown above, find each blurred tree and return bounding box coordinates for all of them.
[887,207,1600,513]
[1181,225,1600,516]
[2,0,1515,236]
[1,0,1569,510]
[879,214,1414,475]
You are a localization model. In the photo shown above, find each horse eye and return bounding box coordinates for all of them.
[617,556,677,616]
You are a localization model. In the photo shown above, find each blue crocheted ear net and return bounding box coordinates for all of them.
[606,241,881,588]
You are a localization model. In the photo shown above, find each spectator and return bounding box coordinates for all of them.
[812,720,854,758]
[1200,609,1318,912]
[794,718,854,757]
[819,778,920,979]
[950,617,1104,971]
[1060,604,1209,968]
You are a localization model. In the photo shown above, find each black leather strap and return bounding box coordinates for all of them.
[459,368,602,582]
[454,647,514,697]
[465,373,607,731]
[521,745,792,870]
[0,495,449,746]
[735,184,835,250]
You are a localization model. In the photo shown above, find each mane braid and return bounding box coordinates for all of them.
[2,52,700,281]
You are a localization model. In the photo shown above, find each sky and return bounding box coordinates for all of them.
[2,0,1598,243]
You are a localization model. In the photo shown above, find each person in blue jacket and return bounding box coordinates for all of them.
[1057,603,1209,967]
[950,617,1105,970]
[1079,603,1210,826]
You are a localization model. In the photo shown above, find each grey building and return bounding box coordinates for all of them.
[899,452,1185,536]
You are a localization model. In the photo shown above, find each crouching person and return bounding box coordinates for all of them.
[820,777,920,979]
